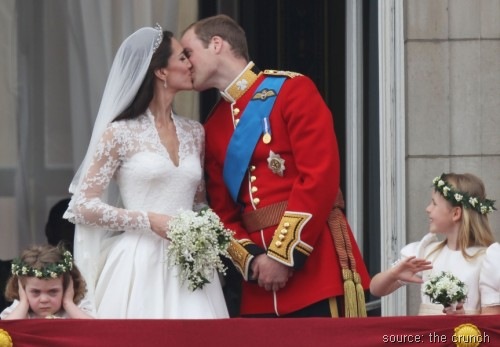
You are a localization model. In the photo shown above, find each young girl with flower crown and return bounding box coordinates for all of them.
[370,172,496,315]
[1,244,93,319]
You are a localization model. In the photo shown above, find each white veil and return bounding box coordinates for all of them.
[64,25,163,310]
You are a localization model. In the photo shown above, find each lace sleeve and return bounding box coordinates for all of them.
[67,123,150,231]
[192,121,208,212]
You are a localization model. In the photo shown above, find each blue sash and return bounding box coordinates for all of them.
[223,76,286,202]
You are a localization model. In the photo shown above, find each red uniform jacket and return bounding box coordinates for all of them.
[204,63,370,316]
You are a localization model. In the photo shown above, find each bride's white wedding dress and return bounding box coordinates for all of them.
[66,110,229,319]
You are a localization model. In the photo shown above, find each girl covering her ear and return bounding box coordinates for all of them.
[1,244,93,319]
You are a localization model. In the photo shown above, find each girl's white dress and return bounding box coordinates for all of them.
[400,233,486,315]
[65,111,229,319]
[479,242,500,308]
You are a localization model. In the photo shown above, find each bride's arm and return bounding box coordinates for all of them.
[67,124,160,234]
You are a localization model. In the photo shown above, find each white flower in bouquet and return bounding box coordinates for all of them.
[422,271,468,308]
[166,208,234,291]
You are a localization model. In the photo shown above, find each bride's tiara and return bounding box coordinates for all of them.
[153,23,163,52]
[432,174,496,215]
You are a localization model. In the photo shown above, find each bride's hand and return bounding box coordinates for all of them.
[147,212,172,239]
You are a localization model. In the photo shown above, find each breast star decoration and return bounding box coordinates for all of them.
[267,150,285,176]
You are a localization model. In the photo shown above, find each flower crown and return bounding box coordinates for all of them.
[11,251,73,279]
[432,174,496,215]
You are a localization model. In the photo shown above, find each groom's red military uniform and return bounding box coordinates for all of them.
[204,62,370,316]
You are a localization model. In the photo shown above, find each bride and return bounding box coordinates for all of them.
[64,25,229,319]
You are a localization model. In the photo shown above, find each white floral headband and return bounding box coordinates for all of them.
[11,251,73,279]
[432,174,496,215]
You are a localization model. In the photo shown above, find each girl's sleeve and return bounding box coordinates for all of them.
[0,300,19,320]
[77,297,95,317]
[401,232,438,259]
[480,243,500,307]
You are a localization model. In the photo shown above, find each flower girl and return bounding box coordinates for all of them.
[1,244,93,319]
[370,173,496,315]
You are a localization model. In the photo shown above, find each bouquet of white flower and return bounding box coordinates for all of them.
[166,208,234,291]
[422,271,468,308]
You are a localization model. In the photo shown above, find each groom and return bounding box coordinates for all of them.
[181,14,370,318]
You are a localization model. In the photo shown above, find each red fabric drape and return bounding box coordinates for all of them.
[1,315,499,347]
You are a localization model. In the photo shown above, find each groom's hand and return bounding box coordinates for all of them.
[251,254,293,291]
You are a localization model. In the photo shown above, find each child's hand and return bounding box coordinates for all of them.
[63,277,75,308]
[443,301,465,315]
[61,277,94,319]
[2,278,31,319]
[391,256,433,284]
[18,278,28,303]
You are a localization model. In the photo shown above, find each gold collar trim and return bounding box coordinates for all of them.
[221,62,262,103]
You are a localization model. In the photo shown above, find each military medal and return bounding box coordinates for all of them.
[262,117,271,144]
[263,133,271,144]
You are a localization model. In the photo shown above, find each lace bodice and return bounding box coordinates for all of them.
[66,111,206,232]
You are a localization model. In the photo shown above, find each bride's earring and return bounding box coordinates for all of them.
[164,79,167,89]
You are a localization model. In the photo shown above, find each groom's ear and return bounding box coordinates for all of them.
[209,36,223,53]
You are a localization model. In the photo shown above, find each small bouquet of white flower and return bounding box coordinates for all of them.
[422,271,468,309]
[166,208,233,291]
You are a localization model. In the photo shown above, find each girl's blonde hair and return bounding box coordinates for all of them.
[4,244,87,304]
[430,173,495,260]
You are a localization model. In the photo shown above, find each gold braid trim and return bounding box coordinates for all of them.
[227,239,253,281]
[329,191,367,317]
[267,212,312,266]
[295,243,313,256]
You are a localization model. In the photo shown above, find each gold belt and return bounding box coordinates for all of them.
[242,201,288,232]
[242,191,344,232]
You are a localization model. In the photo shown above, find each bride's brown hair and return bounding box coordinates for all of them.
[113,30,174,122]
